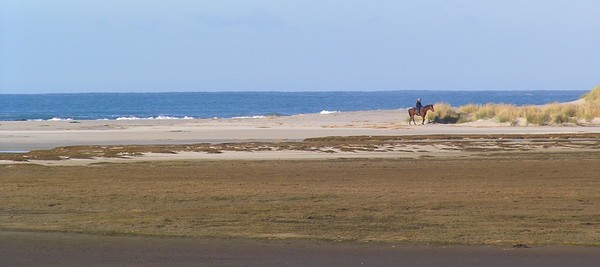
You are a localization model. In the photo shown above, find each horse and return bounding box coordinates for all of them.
[408,104,435,125]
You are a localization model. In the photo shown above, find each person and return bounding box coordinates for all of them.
[416,98,423,114]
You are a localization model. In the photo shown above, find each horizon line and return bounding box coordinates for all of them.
[0,88,590,95]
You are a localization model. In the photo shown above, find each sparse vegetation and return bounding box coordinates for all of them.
[497,104,520,124]
[5,133,600,162]
[426,102,462,124]
[2,150,599,246]
[429,85,600,125]
[583,84,600,103]
[473,103,498,120]
[580,84,600,121]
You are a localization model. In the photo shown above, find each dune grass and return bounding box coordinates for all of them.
[583,84,600,102]
[580,85,600,120]
[425,102,462,124]
[427,85,600,125]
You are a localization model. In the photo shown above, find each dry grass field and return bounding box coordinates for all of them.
[1,138,599,246]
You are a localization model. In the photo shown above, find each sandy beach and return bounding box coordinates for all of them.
[2,110,600,266]
[2,109,600,152]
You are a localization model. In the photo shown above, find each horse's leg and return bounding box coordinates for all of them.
[421,113,425,125]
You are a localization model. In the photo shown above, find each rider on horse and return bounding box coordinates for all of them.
[408,100,434,125]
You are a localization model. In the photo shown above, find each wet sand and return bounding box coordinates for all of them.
[2,231,599,267]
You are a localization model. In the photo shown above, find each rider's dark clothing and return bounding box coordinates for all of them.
[416,100,423,113]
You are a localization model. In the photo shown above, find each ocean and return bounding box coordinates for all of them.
[0,90,587,121]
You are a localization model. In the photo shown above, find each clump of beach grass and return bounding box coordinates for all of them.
[579,84,600,121]
[496,105,521,124]
[472,103,498,120]
[523,106,548,125]
[583,84,600,103]
[427,102,463,123]
[544,102,579,124]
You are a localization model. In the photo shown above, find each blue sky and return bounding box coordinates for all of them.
[1,0,599,93]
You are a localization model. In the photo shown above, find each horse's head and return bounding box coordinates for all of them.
[430,105,434,112]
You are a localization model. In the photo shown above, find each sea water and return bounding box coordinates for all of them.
[0,91,587,121]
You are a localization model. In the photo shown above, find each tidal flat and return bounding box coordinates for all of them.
[1,140,599,246]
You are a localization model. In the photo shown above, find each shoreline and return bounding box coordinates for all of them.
[2,109,600,152]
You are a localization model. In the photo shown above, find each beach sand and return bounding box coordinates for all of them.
[2,109,599,152]
[1,109,600,265]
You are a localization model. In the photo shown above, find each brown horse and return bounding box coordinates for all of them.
[408,104,435,125]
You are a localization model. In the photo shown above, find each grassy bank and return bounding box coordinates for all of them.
[427,85,600,125]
